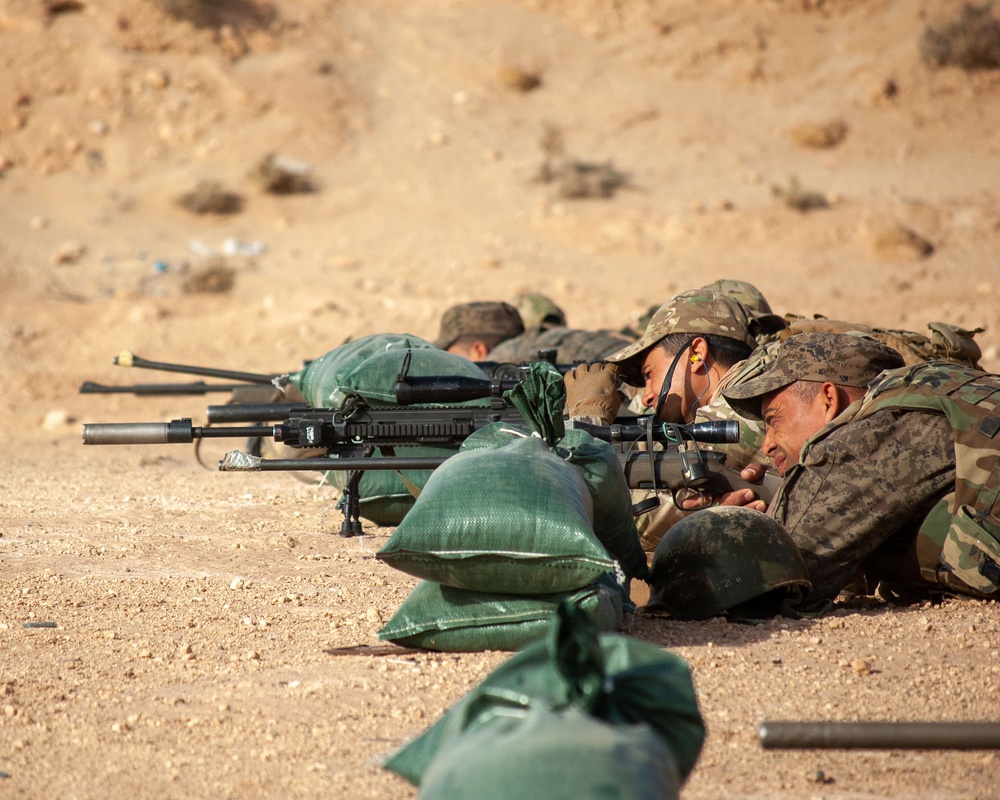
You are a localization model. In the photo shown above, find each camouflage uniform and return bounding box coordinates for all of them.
[724,333,1000,606]
[702,279,787,345]
[489,326,633,365]
[590,288,772,553]
[779,316,984,369]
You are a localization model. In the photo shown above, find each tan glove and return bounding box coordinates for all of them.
[564,363,623,424]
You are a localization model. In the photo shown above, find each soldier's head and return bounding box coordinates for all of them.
[434,302,525,361]
[604,289,759,423]
[513,292,567,331]
[723,332,905,475]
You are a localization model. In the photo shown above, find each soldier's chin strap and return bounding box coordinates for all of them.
[653,337,697,420]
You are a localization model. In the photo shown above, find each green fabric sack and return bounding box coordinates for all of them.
[287,333,486,408]
[383,602,704,786]
[377,578,627,652]
[376,436,614,594]
[418,705,681,800]
[462,423,650,583]
[286,333,489,524]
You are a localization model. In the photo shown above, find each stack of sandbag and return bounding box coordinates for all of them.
[375,423,650,652]
[383,602,705,800]
[285,333,489,526]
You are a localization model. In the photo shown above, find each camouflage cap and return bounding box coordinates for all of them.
[605,288,761,386]
[434,301,524,350]
[704,279,786,336]
[514,292,567,330]
[722,331,906,420]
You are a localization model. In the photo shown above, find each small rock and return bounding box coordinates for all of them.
[51,241,86,265]
[787,118,849,149]
[247,650,260,661]
[851,658,871,676]
[230,577,244,590]
[41,409,71,431]
[144,69,170,90]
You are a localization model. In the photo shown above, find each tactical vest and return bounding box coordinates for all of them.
[781,318,983,369]
[839,361,1000,596]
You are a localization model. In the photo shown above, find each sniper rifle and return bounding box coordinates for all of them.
[82,396,781,536]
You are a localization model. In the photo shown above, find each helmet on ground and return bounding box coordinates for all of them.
[648,506,811,620]
[514,292,568,330]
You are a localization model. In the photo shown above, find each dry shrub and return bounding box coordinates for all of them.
[870,223,935,260]
[787,118,849,149]
[45,0,85,17]
[920,3,1000,70]
[155,0,275,30]
[176,181,244,215]
[182,263,236,294]
[536,159,630,199]
[772,176,829,212]
[497,66,543,92]
[251,154,315,195]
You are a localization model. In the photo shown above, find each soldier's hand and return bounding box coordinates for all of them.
[564,363,624,424]
[713,490,767,512]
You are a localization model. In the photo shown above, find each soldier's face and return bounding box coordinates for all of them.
[760,385,828,476]
[640,346,694,423]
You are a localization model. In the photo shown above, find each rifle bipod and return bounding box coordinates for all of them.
[339,469,365,537]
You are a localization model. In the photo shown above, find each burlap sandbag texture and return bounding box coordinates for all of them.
[376,436,614,594]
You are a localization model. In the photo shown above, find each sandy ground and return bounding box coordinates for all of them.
[3,0,1000,797]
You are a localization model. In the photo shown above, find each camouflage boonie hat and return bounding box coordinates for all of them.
[605,288,761,386]
[514,292,567,330]
[704,279,786,337]
[434,302,524,350]
[723,331,906,420]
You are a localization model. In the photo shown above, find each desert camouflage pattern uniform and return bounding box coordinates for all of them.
[599,288,770,553]
[764,361,1000,606]
[780,317,984,369]
[631,370,771,552]
[489,326,632,365]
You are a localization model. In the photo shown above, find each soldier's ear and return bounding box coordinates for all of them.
[818,382,846,423]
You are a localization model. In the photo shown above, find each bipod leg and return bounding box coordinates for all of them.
[339,470,364,537]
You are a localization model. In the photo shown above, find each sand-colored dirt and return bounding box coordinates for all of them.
[2,1,1000,797]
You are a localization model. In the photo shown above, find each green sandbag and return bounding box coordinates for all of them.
[286,333,490,524]
[383,602,704,786]
[462,423,650,583]
[287,333,487,408]
[377,579,626,652]
[376,436,614,594]
[418,705,681,800]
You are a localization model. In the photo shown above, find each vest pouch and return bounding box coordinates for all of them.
[934,505,1000,597]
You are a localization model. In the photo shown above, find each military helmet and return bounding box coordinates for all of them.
[703,279,786,338]
[514,292,568,330]
[648,507,811,620]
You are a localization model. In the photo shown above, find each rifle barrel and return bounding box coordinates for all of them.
[114,350,276,384]
[79,381,252,396]
[759,721,1000,750]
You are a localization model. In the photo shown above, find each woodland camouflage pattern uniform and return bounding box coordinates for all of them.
[601,288,772,552]
[724,332,1000,608]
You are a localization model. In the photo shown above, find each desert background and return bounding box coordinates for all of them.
[2,1,1000,798]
